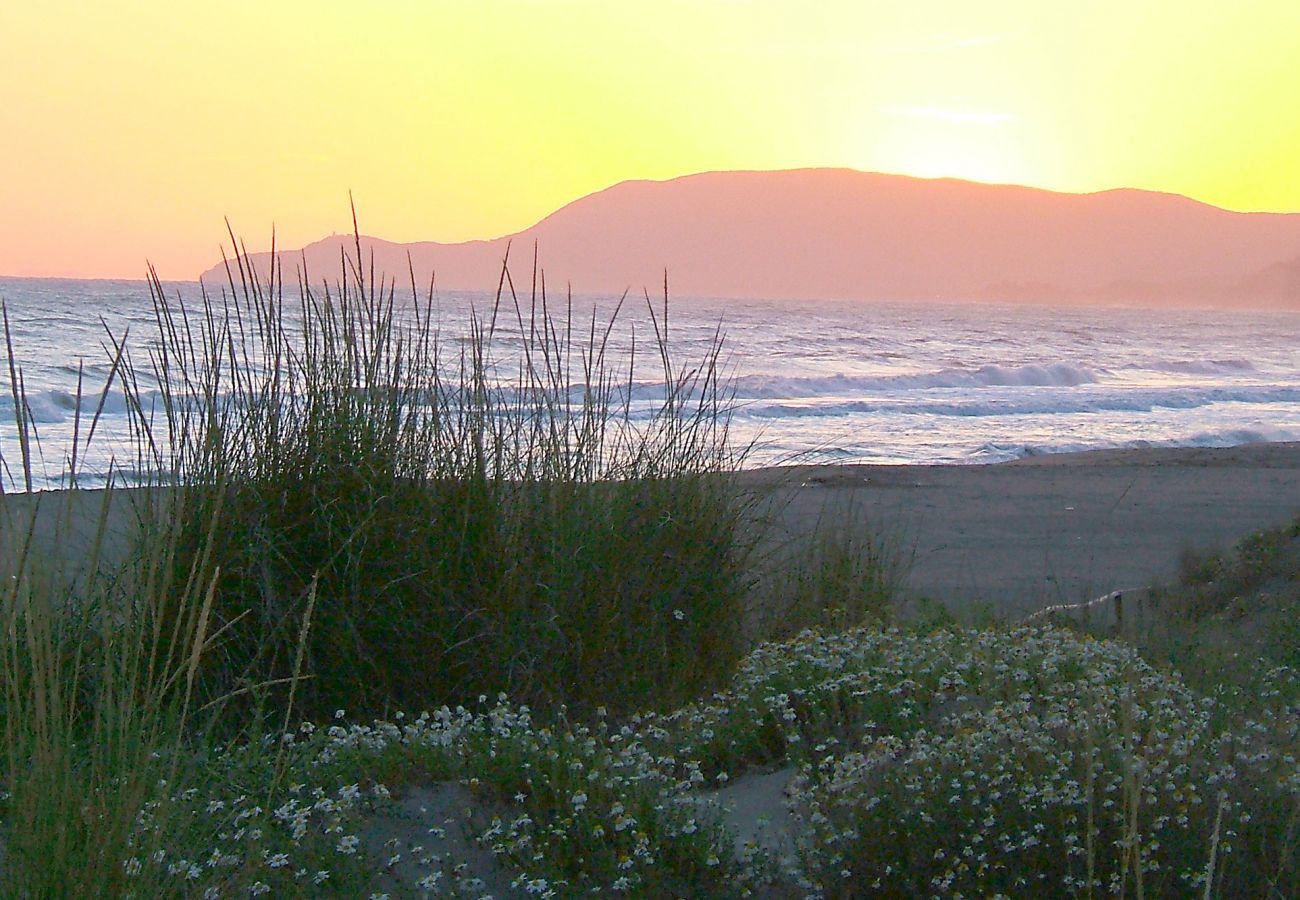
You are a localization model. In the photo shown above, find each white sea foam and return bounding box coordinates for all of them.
[736,386,1300,420]
[1137,358,1259,376]
[0,388,133,423]
[3,277,1300,489]
[967,427,1299,464]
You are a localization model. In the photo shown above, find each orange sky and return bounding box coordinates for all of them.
[2,1,1298,279]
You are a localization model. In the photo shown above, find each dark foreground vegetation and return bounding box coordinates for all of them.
[0,235,1294,897]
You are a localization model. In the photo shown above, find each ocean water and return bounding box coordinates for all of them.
[2,275,1299,491]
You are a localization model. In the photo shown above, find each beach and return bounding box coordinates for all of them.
[744,441,1300,618]
[8,442,1300,621]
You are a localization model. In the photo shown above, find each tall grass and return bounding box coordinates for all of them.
[0,230,759,891]
[2,233,921,885]
[1,311,226,896]
[128,232,754,723]
[765,491,911,636]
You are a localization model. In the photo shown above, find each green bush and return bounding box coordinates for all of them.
[637,626,1299,898]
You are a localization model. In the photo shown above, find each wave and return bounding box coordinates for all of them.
[729,362,1098,399]
[735,386,1300,420]
[0,388,134,424]
[967,427,1300,463]
[8,372,1300,432]
[1122,357,1259,376]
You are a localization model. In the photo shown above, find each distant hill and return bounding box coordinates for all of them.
[201,169,1300,307]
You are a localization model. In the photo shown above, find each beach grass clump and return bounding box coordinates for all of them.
[128,234,751,724]
[762,494,911,638]
[0,502,220,898]
[1,314,234,897]
[1135,517,1300,716]
[1,234,755,893]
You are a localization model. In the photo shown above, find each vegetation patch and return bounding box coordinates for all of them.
[1134,518,1300,714]
[133,241,752,723]
[2,236,1296,897]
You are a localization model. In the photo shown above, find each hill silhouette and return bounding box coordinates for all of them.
[202,169,1300,307]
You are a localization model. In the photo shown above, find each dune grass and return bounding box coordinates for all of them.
[126,234,755,725]
[1130,518,1300,720]
[1,321,226,896]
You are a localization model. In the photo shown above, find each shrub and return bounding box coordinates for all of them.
[646,625,1298,898]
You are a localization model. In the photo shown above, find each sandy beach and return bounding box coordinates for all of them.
[6,442,1300,621]
[742,441,1300,619]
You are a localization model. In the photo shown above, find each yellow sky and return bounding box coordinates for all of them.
[2,1,1298,279]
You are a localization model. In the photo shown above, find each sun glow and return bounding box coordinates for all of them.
[871,108,1036,185]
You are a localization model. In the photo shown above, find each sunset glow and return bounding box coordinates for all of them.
[2,1,1298,279]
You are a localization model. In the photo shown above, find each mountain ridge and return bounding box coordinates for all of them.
[201,168,1300,307]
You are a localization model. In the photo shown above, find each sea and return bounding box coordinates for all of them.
[2,275,1299,492]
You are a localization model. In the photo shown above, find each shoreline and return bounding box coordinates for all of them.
[6,441,1300,620]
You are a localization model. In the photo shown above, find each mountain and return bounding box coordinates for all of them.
[200,169,1300,307]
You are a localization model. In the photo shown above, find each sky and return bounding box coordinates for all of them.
[2,1,1298,280]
